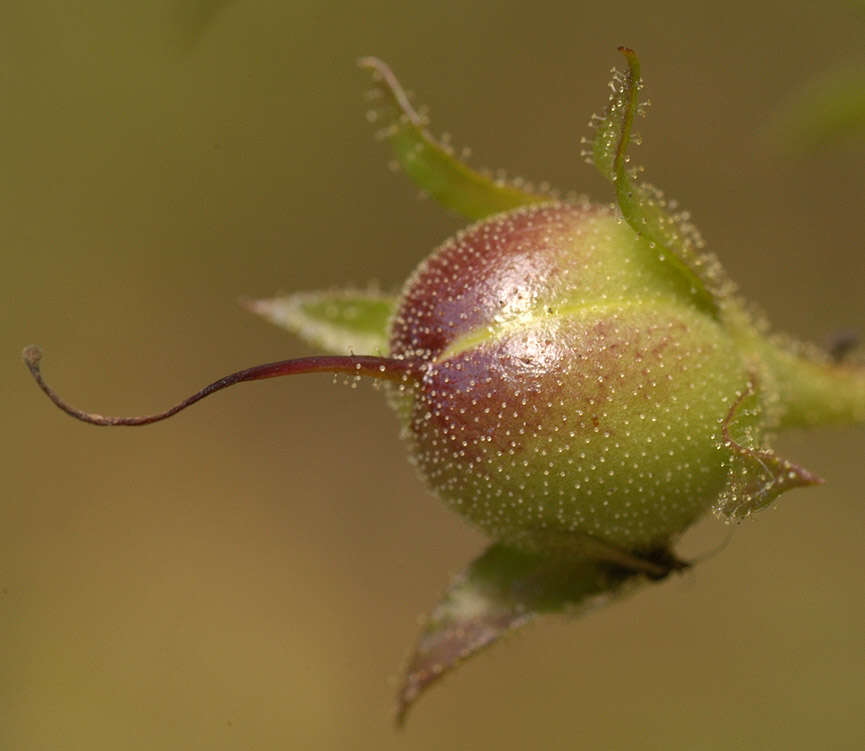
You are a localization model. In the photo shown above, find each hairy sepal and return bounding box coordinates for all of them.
[396,542,650,725]
[714,380,822,521]
[359,57,552,221]
[589,48,725,318]
[244,290,395,355]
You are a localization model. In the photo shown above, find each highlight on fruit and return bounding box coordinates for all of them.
[24,48,865,725]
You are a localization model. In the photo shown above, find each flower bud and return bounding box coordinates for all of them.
[25,49,865,723]
[390,201,751,553]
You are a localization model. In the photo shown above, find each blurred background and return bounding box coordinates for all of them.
[2,1,864,749]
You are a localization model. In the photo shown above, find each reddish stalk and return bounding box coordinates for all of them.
[22,345,421,427]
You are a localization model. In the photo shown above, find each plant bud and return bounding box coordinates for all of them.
[24,49,865,723]
[390,201,751,554]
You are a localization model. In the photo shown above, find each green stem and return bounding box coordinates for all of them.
[756,336,865,430]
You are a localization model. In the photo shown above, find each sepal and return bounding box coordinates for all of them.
[714,380,822,520]
[589,48,726,317]
[244,290,395,355]
[396,542,666,725]
[359,57,552,221]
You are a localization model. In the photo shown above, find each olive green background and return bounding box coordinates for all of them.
[2,1,864,749]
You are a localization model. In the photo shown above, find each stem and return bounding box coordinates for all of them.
[755,337,865,429]
[22,345,421,427]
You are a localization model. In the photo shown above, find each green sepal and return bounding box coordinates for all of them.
[359,57,552,221]
[396,542,678,725]
[590,48,722,318]
[714,379,823,521]
[244,290,395,355]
